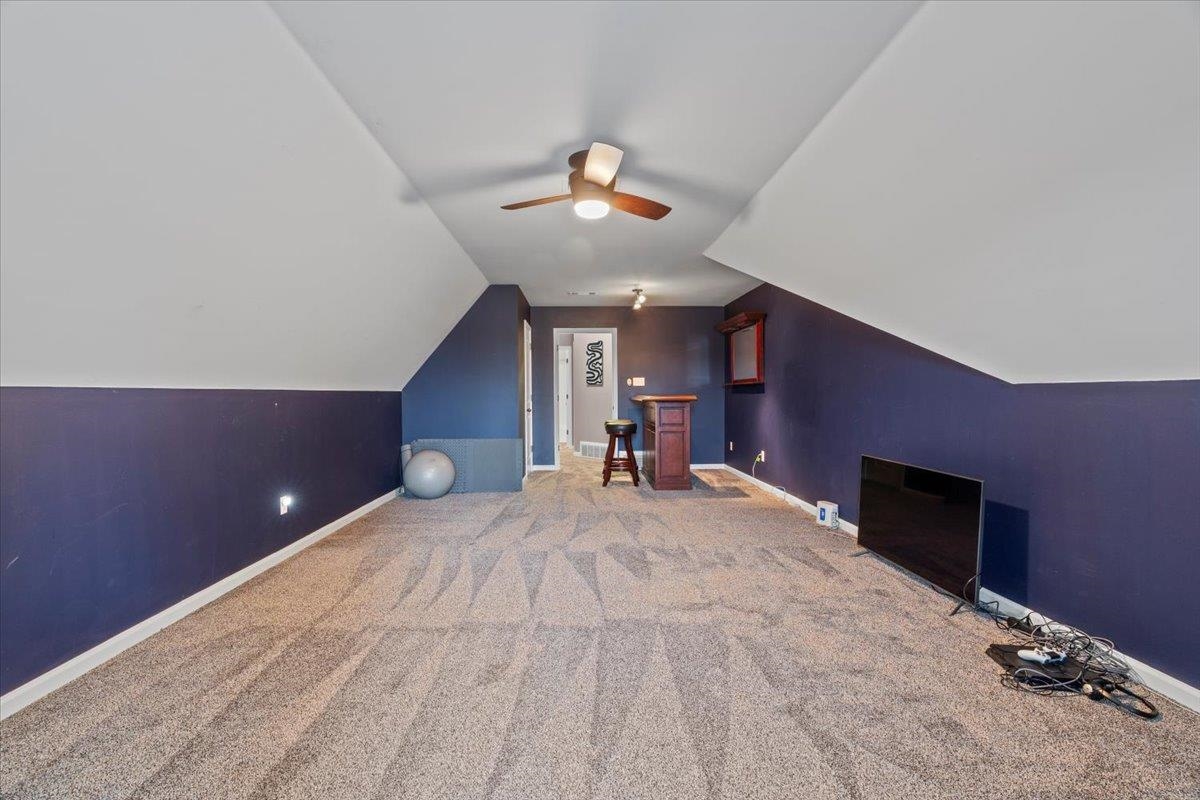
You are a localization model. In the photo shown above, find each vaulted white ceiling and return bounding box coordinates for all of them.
[270,0,920,306]
[4,1,1194,390]
[0,1,486,390]
[707,1,1200,383]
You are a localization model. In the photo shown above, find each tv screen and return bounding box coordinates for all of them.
[857,455,983,601]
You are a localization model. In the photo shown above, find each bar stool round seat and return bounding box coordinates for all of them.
[601,420,639,487]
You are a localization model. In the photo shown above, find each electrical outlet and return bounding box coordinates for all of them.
[757,450,766,463]
[729,441,734,452]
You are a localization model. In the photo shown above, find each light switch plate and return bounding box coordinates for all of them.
[631,377,646,386]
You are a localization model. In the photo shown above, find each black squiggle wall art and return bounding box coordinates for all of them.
[585,340,604,386]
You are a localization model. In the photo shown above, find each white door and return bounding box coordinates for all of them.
[557,345,572,443]
[524,320,533,474]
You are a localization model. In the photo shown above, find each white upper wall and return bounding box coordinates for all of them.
[0,0,487,390]
[707,1,1200,384]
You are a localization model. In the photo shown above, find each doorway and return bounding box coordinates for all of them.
[551,327,618,469]
[523,319,533,476]
[557,345,572,444]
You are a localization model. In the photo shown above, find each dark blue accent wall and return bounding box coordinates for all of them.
[531,306,726,465]
[0,387,403,695]
[402,285,525,442]
[724,281,1200,686]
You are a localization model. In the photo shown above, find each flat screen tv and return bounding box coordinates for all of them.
[857,455,983,602]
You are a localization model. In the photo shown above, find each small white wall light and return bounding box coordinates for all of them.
[279,495,294,515]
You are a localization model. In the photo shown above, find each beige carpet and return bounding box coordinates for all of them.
[2,449,1198,799]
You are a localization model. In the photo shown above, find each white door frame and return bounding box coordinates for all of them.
[557,345,572,444]
[551,327,618,469]
[523,319,533,477]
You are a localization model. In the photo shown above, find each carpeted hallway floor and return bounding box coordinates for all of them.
[2,449,1198,799]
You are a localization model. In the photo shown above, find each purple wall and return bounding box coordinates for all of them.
[0,387,402,695]
[402,285,526,442]
[724,282,1200,686]
[531,306,726,465]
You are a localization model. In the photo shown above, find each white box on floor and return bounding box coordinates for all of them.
[816,501,839,530]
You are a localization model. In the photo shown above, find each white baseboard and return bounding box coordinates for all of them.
[722,464,858,536]
[977,588,1199,714]
[531,462,736,473]
[0,487,400,721]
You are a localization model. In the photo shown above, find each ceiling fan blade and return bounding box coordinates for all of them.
[500,194,571,210]
[611,192,671,220]
[583,142,623,186]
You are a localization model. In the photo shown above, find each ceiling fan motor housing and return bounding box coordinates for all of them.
[569,171,612,205]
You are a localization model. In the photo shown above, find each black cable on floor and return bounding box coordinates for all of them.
[958,573,1160,721]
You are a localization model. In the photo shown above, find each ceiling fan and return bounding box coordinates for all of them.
[501,143,671,221]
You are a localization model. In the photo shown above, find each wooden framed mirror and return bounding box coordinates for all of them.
[717,311,765,385]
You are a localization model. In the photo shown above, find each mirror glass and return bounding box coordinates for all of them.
[731,325,759,381]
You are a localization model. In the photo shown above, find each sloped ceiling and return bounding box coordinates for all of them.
[269,0,921,306]
[0,1,487,391]
[707,1,1200,384]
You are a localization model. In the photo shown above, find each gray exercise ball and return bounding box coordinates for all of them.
[404,449,455,499]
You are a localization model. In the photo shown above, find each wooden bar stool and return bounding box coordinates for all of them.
[601,419,639,487]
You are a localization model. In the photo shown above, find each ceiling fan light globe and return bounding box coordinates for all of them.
[574,199,610,220]
[583,142,624,187]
